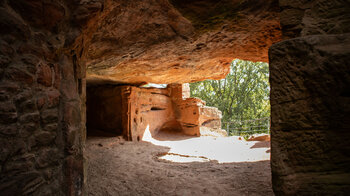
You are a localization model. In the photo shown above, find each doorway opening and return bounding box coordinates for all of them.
[86,85,125,137]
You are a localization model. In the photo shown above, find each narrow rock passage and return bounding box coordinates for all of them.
[86,133,273,196]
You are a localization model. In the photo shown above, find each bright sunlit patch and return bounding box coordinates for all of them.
[142,125,270,163]
[158,153,209,163]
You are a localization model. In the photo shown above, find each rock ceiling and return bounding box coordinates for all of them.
[80,0,282,85]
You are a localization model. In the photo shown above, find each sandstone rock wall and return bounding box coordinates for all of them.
[85,84,224,140]
[169,84,226,136]
[128,86,177,141]
[279,0,350,39]
[269,33,350,195]
[81,0,281,85]
[269,0,350,195]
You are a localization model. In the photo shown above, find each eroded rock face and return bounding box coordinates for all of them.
[86,83,225,140]
[270,1,350,194]
[279,0,350,39]
[269,34,350,195]
[81,0,282,84]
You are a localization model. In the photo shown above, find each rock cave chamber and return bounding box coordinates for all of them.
[0,0,349,195]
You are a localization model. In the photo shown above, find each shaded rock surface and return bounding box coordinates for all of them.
[279,0,350,39]
[269,33,350,195]
[0,0,91,195]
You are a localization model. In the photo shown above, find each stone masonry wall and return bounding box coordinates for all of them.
[0,0,104,195]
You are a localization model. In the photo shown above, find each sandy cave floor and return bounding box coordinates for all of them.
[86,131,273,196]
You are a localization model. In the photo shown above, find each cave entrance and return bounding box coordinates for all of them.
[190,59,271,139]
[84,64,272,194]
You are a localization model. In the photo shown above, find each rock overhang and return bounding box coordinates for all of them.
[79,0,281,85]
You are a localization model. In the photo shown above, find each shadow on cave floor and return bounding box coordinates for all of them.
[250,141,270,149]
[152,129,198,141]
[86,131,273,196]
[87,128,122,138]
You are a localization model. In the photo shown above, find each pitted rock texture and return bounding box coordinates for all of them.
[279,0,350,39]
[269,34,350,195]
[80,0,282,85]
[199,106,227,137]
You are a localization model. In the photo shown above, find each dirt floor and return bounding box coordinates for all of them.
[86,130,273,196]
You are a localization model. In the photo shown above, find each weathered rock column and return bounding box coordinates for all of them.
[269,34,350,195]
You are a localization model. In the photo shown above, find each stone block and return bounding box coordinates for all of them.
[0,112,17,124]
[40,108,59,124]
[37,63,52,87]
[36,148,60,168]
[0,7,31,40]
[0,124,17,136]
[35,131,57,146]
[19,112,40,124]
[5,67,34,85]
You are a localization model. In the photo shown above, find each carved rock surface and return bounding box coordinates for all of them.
[82,0,281,84]
[269,33,350,195]
[86,84,225,139]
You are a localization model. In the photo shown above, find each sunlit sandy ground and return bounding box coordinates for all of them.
[143,127,270,163]
[86,129,273,196]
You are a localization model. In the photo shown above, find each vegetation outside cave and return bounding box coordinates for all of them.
[190,59,270,138]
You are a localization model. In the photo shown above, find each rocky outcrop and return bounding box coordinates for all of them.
[199,106,227,137]
[169,84,226,136]
[269,34,350,195]
[86,84,225,140]
[81,0,281,85]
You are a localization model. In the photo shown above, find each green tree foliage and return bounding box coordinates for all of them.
[190,59,270,135]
